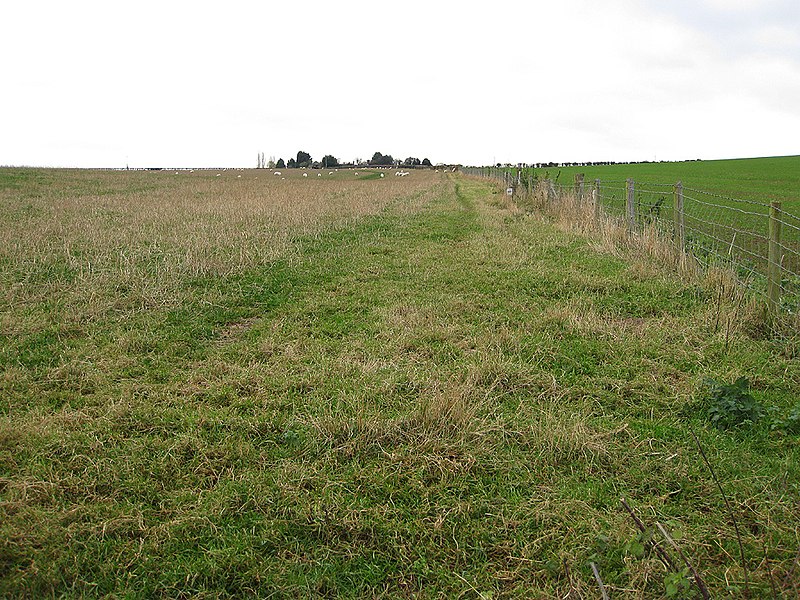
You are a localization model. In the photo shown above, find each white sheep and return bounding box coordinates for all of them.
[303,173,308,177]
[274,171,281,175]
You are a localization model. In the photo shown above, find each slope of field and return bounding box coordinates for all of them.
[1,169,799,597]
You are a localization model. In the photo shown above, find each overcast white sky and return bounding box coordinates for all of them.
[2,0,799,168]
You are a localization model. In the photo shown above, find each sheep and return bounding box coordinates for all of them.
[318,173,322,177]
[273,171,281,176]
[303,173,308,177]
[380,173,385,178]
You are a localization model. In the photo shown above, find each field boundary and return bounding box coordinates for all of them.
[463,167,800,317]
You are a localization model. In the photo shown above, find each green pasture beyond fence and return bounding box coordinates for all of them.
[463,167,800,315]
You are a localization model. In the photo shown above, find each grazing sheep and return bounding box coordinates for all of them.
[380,173,385,178]
[274,171,281,175]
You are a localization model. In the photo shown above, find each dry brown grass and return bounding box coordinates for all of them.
[511,179,774,340]
[1,168,445,327]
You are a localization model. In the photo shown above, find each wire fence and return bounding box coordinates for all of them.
[462,167,800,315]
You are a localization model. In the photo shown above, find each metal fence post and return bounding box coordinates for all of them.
[768,201,782,313]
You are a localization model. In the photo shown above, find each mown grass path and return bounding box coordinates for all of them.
[2,175,799,597]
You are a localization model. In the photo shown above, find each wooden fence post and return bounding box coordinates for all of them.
[626,178,636,234]
[768,201,782,313]
[594,179,601,225]
[674,181,685,253]
[574,173,585,204]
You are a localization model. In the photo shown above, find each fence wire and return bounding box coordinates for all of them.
[462,167,800,313]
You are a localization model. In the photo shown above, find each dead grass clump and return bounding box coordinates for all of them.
[510,403,617,469]
[304,374,498,460]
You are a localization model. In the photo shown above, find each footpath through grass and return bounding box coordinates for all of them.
[2,174,799,597]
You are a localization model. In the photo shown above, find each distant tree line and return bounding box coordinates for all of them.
[267,150,434,170]
[492,159,702,169]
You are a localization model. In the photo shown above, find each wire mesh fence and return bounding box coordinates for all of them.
[462,167,800,315]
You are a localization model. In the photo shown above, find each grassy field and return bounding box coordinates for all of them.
[526,155,800,207]
[1,168,799,597]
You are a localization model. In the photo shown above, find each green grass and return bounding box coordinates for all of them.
[527,155,800,206]
[483,156,800,306]
[2,171,800,597]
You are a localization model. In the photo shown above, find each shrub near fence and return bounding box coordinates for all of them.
[462,167,800,316]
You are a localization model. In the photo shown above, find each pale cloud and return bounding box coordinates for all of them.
[702,0,775,12]
[2,0,799,167]
[750,25,800,51]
